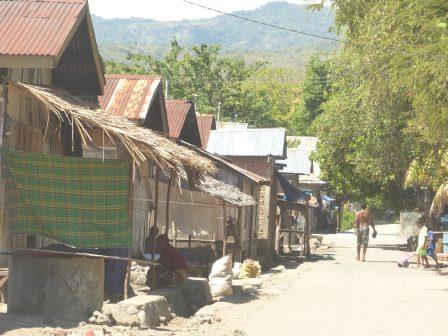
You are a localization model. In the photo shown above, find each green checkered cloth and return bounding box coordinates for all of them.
[1,149,132,248]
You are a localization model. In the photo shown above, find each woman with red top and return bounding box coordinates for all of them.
[147,234,189,288]
[354,204,377,261]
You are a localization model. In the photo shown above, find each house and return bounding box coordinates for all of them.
[165,99,201,146]
[278,136,327,231]
[0,0,215,266]
[196,114,216,148]
[207,128,287,258]
[99,75,169,134]
[181,141,270,260]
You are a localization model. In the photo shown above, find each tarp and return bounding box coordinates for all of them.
[1,149,132,248]
[277,172,311,202]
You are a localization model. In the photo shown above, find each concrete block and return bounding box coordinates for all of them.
[150,288,189,317]
[111,295,171,328]
[171,277,213,314]
[8,254,104,321]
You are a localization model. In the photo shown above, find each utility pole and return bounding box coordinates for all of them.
[217,102,221,128]
[193,94,198,114]
[165,77,169,99]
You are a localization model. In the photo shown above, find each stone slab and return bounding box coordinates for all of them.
[111,295,171,328]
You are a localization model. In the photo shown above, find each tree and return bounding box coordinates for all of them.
[105,39,300,128]
[291,56,330,135]
[313,0,448,209]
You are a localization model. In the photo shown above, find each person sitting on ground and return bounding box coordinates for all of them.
[354,203,377,262]
[146,234,188,288]
[415,217,430,268]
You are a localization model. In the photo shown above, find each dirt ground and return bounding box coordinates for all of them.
[1,224,447,336]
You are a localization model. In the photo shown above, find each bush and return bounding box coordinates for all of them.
[340,211,356,232]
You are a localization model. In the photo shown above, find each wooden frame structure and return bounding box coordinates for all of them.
[275,198,311,257]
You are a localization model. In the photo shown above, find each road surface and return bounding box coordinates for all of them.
[242,224,448,336]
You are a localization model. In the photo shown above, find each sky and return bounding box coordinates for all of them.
[89,0,312,21]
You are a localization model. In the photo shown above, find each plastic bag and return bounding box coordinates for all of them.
[209,256,234,298]
[209,275,233,297]
[209,255,233,278]
[239,259,261,279]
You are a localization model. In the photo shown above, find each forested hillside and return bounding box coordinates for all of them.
[92,2,336,67]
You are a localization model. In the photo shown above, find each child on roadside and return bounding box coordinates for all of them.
[415,217,429,268]
[426,228,441,268]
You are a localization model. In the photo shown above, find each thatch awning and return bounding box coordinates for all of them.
[3,78,216,183]
[199,176,256,207]
[431,183,448,216]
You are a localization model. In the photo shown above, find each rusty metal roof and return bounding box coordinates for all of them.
[197,114,216,148]
[165,99,194,138]
[99,74,161,120]
[0,0,86,57]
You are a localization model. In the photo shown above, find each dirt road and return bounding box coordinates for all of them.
[242,224,448,336]
[2,224,447,336]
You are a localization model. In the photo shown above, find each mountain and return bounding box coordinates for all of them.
[92,2,337,67]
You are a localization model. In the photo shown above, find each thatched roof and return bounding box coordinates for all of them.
[3,78,216,183]
[199,176,256,207]
[431,183,448,216]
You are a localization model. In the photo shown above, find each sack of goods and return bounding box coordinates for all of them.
[238,259,262,279]
[208,255,233,298]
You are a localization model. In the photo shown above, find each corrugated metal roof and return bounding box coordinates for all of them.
[207,128,287,158]
[99,74,161,120]
[278,148,312,175]
[196,114,216,148]
[0,0,86,57]
[279,136,321,178]
[165,99,193,138]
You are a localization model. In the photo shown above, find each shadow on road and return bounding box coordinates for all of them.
[0,312,79,335]
[370,244,408,252]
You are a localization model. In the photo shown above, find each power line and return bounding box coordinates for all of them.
[182,0,343,44]
[181,0,447,60]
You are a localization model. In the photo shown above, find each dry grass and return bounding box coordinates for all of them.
[199,176,256,207]
[431,183,448,216]
[4,77,216,184]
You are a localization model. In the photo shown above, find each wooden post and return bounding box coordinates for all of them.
[222,204,227,257]
[124,162,136,299]
[165,174,172,235]
[153,166,160,229]
[150,165,160,291]
[188,235,192,250]
[236,207,242,262]
[173,220,177,247]
[124,248,131,299]
[305,199,311,256]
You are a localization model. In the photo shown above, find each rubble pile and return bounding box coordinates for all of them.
[129,263,149,289]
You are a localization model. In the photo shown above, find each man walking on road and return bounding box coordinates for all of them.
[355,204,377,261]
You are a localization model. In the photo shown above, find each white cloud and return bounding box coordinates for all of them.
[88,0,312,21]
